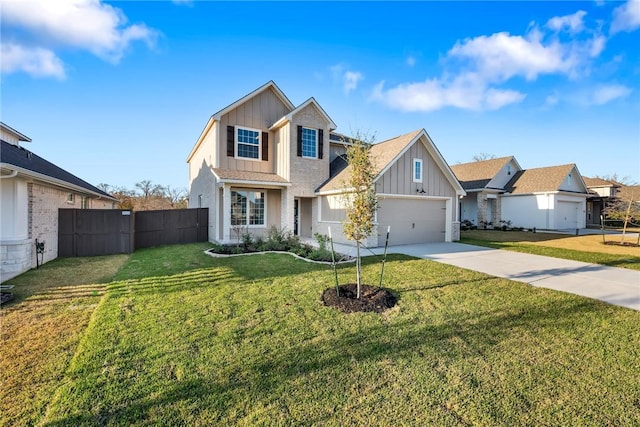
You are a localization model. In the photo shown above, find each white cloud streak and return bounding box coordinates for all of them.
[373,8,612,112]
[1,42,65,79]
[547,10,587,33]
[611,0,640,34]
[591,84,632,105]
[1,0,158,78]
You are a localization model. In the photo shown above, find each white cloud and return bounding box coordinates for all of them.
[330,63,363,94]
[406,55,416,67]
[1,42,65,79]
[371,73,525,112]
[547,10,587,33]
[611,0,640,34]
[343,71,363,94]
[591,84,632,105]
[1,0,158,78]
[446,26,602,82]
[372,9,612,113]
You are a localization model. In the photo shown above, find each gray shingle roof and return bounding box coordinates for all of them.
[1,140,115,199]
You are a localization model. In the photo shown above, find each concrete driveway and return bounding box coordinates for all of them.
[332,242,640,311]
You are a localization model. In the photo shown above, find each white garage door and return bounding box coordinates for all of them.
[377,198,446,245]
[556,201,579,229]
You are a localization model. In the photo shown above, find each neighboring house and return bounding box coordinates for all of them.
[452,158,589,230]
[187,81,465,246]
[583,177,621,226]
[1,122,117,282]
[451,156,522,227]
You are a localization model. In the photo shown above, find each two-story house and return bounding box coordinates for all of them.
[187,81,465,246]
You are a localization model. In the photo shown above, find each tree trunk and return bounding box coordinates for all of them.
[621,198,632,244]
[356,241,361,299]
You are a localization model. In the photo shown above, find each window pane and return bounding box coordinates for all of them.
[248,192,265,225]
[231,191,247,225]
[301,128,317,158]
[237,128,260,159]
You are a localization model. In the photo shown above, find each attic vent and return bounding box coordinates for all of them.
[27,151,32,159]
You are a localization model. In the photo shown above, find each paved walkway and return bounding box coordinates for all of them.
[326,241,640,311]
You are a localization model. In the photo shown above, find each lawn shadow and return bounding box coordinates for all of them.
[42,297,606,426]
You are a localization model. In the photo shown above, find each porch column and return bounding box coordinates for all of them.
[280,187,294,233]
[222,184,231,243]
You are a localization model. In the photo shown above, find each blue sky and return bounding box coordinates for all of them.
[2,0,639,192]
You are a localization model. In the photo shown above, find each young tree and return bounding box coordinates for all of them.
[603,187,640,243]
[342,133,378,299]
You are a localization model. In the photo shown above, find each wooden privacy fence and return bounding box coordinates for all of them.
[135,208,208,249]
[58,208,208,257]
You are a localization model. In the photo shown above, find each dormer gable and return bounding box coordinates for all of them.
[0,122,31,147]
[269,97,337,132]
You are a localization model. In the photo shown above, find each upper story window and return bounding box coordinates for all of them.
[301,127,317,158]
[296,125,323,159]
[413,158,423,183]
[227,125,268,161]
[236,127,261,160]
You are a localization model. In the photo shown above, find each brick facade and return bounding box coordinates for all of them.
[1,182,114,282]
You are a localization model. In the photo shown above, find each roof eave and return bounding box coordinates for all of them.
[1,163,118,202]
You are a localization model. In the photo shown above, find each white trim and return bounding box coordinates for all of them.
[235,125,262,162]
[377,193,449,201]
[0,163,118,202]
[269,97,337,131]
[230,188,268,228]
[215,179,291,188]
[214,81,295,121]
[413,158,423,183]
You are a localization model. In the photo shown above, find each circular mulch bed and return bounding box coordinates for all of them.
[322,283,397,313]
[603,241,639,247]
[0,292,15,305]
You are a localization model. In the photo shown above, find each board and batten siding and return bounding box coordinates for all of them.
[375,139,455,199]
[217,87,290,173]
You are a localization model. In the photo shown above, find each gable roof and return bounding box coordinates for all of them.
[1,122,31,143]
[269,97,337,131]
[212,80,294,121]
[616,185,640,202]
[187,81,296,162]
[316,129,465,195]
[583,176,621,189]
[505,164,586,195]
[450,156,518,190]
[1,140,117,200]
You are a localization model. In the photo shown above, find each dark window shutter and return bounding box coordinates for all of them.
[262,132,268,161]
[297,125,302,157]
[318,129,324,159]
[227,126,234,157]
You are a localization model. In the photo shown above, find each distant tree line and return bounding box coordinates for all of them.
[97,180,188,211]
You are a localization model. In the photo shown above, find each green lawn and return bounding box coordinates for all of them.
[461,230,640,270]
[2,244,639,426]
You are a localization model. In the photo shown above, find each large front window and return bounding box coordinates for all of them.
[231,190,265,226]
[236,127,260,160]
[301,127,317,158]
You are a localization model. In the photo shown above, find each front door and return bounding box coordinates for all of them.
[294,198,299,235]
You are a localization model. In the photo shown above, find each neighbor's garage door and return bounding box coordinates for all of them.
[377,198,446,245]
[556,201,579,229]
